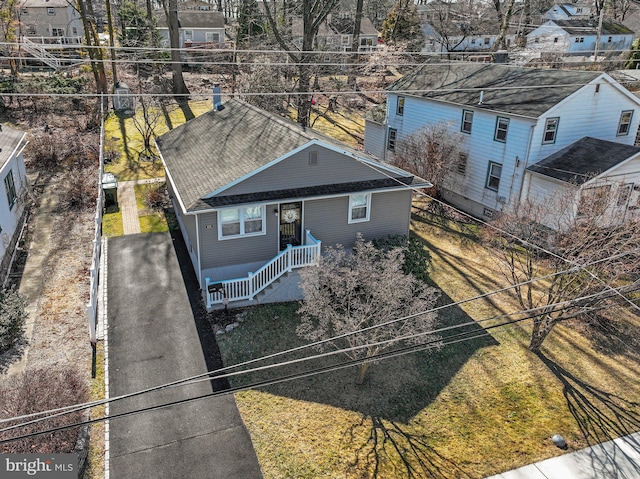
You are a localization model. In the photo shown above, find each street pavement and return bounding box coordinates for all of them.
[486,432,640,479]
[107,232,263,479]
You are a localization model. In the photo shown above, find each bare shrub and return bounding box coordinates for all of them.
[142,183,168,211]
[0,367,89,453]
[58,167,97,211]
[0,287,27,354]
[25,131,99,172]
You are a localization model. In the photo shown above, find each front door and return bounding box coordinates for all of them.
[279,202,302,250]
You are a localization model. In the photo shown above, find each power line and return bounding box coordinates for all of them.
[1,268,636,435]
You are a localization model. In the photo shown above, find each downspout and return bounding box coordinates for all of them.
[517,124,536,203]
[196,213,202,288]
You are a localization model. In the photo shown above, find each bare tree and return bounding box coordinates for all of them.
[262,0,340,126]
[0,0,20,76]
[130,95,163,160]
[77,0,108,95]
[389,122,466,197]
[161,0,190,100]
[296,235,440,384]
[487,189,640,353]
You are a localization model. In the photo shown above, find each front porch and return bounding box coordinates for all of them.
[204,230,321,310]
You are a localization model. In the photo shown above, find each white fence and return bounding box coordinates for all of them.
[86,99,105,344]
[205,230,321,308]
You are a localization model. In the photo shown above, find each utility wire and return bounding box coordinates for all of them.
[0,304,587,445]
[0,270,635,435]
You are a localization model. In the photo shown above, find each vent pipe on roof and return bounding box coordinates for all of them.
[212,84,224,111]
[478,90,484,105]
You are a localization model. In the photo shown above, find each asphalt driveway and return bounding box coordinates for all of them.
[107,232,263,479]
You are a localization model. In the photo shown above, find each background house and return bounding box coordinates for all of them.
[156,10,226,48]
[292,14,380,52]
[523,137,640,227]
[157,99,427,309]
[526,19,634,55]
[364,62,640,221]
[542,3,592,21]
[18,0,83,44]
[0,125,29,281]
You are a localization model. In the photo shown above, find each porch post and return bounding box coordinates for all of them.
[287,244,293,272]
[248,272,254,300]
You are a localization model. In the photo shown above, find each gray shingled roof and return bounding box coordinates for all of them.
[157,100,418,212]
[388,62,602,118]
[156,10,225,29]
[553,19,634,35]
[527,137,640,184]
[0,125,26,170]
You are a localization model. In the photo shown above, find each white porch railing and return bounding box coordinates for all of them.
[205,230,321,308]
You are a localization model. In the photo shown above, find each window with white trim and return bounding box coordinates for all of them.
[461,110,473,133]
[4,170,17,209]
[184,30,194,42]
[617,110,633,136]
[542,117,559,144]
[349,193,370,223]
[486,162,502,191]
[387,128,397,151]
[206,31,220,43]
[494,117,509,142]
[396,96,405,116]
[218,205,265,239]
[47,7,55,15]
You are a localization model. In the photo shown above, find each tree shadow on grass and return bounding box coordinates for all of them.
[258,291,498,423]
[537,352,640,476]
[346,416,478,479]
[177,100,195,122]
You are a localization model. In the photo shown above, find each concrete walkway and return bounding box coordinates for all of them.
[5,181,58,376]
[486,432,640,479]
[107,232,262,479]
[118,178,164,235]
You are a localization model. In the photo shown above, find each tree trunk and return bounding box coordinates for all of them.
[529,315,555,353]
[105,0,118,84]
[348,0,364,88]
[356,362,370,385]
[164,0,190,101]
[493,0,516,51]
[77,0,108,94]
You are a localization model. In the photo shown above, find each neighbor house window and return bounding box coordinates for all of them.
[617,183,633,207]
[457,152,468,175]
[617,110,633,136]
[206,32,220,43]
[349,193,370,223]
[47,7,55,15]
[484,37,490,44]
[494,117,509,142]
[184,30,193,42]
[218,205,265,239]
[543,117,559,144]
[4,170,17,209]
[486,162,502,191]
[461,110,473,133]
[608,36,612,42]
[387,128,397,151]
[396,96,405,116]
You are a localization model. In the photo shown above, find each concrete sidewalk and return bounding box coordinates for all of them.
[486,432,640,479]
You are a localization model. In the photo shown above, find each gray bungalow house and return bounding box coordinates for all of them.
[156,100,428,309]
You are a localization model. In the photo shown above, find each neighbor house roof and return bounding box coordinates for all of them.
[20,0,69,7]
[157,100,423,212]
[156,10,225,29]
[0,125,26,170]
[387,62,602,118]
[552,18,634,35]
[527,137,640,185]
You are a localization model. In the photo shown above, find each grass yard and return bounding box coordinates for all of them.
[101,207,123,237]
[104,99,211,181]
[134,183,177,233]
[216,202,640,479]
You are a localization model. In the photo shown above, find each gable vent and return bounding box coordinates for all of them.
[309,151,318,166]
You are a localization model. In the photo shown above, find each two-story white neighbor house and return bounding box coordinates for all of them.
[0,125,28,280]
[364,62,640,222]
